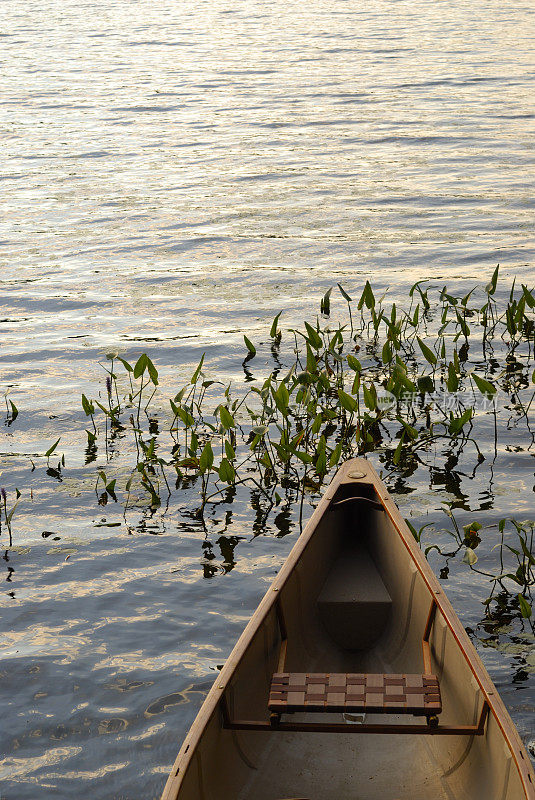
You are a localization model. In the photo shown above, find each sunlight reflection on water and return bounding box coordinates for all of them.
[1,0,534,796]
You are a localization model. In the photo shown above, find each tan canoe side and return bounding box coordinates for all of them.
[160,458,535,800]
[370,461,535,798]
[160,460,346,800]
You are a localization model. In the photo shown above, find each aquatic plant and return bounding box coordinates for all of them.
[1,268,533,620]
[67,267,534,618]
[4,394,18,426]
[0,487,21,548]
[80,268,533,507]
[407,508,534,619]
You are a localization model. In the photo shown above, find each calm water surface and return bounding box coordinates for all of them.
[1,1,534,797]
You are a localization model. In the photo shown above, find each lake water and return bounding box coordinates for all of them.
[1,1,534,797]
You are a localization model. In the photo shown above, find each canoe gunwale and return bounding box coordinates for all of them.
[160,458,535,800]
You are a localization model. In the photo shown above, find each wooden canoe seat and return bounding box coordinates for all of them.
[268,672,442,716]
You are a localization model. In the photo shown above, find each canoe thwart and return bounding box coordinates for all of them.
[268,672,442,716]
[223,716,489,736]
[223,697,490,738]
[330,496,385,511]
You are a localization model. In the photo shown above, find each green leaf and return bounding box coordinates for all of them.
[409,279,426,298]
[82,394,95,416]
[306,343,318,374]
[521,284,535,309]
[337,283,352,302]
[519,537,535,565]
[463,547,478,565]
[260,451,274,469]
[191,354,205,384]
[358,281,375,310]
[485,264,499,296]
[251,425,268,436]
[133,354,148,379]
[94,399,114,417]
[145,357,159,385]
[441,289,457,306]
[45,438,61,458]
[6,497,21,525]
[381,341,392,364]
[243,335,256,356]
[472,373,496,397]
[199,441,214,475]
[417,337,437,367]
[224,440,236,460]
[392,435,404,465]
[329,441,343,468]
[397,417,417,440]
[463,521,483,535]
[328,329,343,354]
[117,357,133,372]
[311,413,322,435]
[297,370,315,386]
[249,433,262,450]
[504,572,523,586]
[218,458,235,484]
[219,406,235,429]
[175,406,195,427]
[146,437,156,459]
[274,382,290,414]
[320,287,332,315]
[174,387,187,403]
[446,361,459,392]
[337,389,357,413]
[189,431,198,455]
[315,448,327,476]
[270,311,282,338]
[347,354,361,372]
[292,449,313,465]
[518,594,532,619]
[449,407,472,435]
[417,375,435,395]
[304,321,322,350]
[392,361,416,393]
[363,383,376,411]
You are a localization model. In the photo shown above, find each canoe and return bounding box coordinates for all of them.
[161,458,535,800]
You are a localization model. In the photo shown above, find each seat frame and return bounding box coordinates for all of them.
[221,597,490,737]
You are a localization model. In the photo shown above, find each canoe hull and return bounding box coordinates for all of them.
[161,459,535,800]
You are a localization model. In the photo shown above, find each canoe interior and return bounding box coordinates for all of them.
[166,469,532,800]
